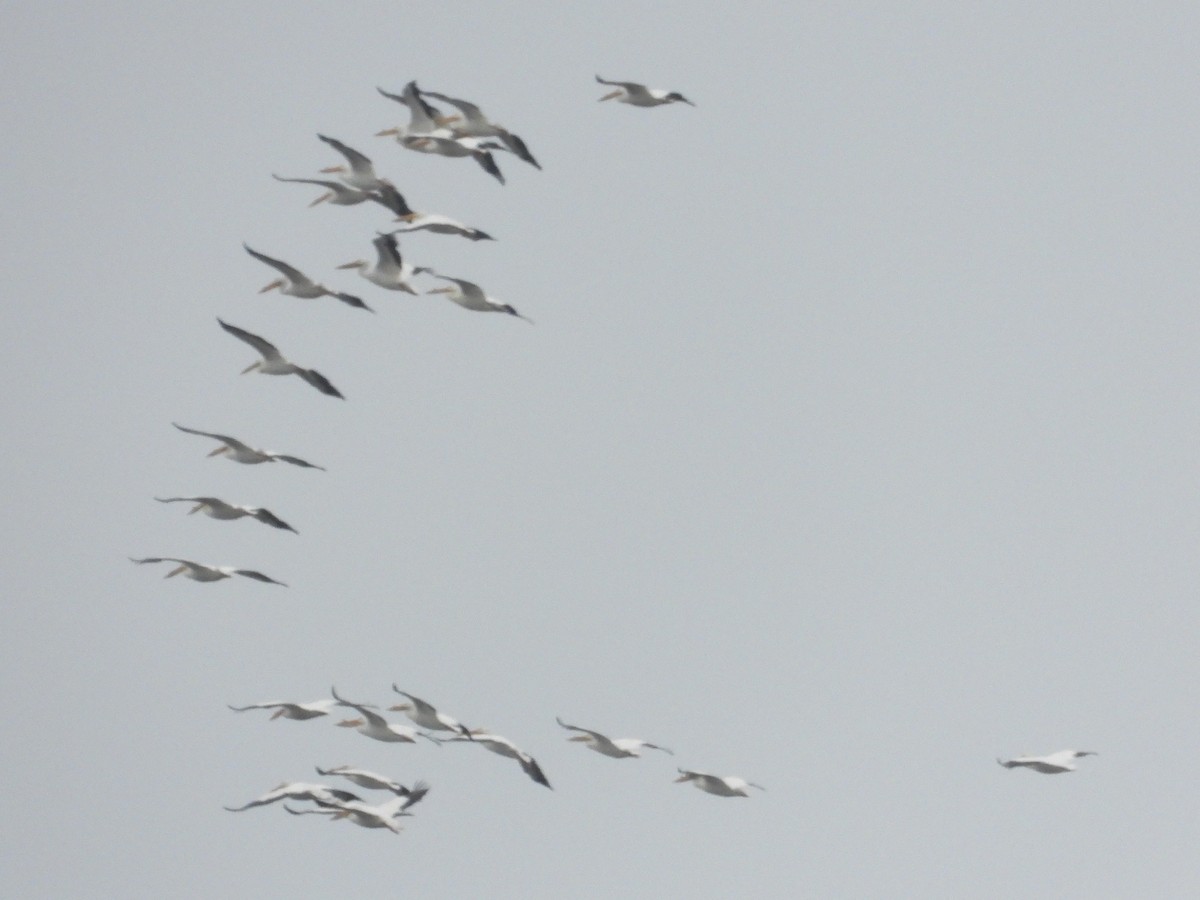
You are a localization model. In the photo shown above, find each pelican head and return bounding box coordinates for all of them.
[188,504,204,515]
[387,703,413,713]
[309,191,333,207]
[206,445,229,457]
[336,717,365,728]
[426,286,455,296]
[165,565,187,579]
[319,164,347,174]
[269,708,287,720]
[240,361,262,375]
[375,127,401,137]
[568,735,591,743]
[666,92,695,106]
[673,772,694,783]
[336,259,367,271]
[259,279,283,294]
[599,90,622,102]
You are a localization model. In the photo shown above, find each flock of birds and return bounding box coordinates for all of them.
[131,73,1094,839]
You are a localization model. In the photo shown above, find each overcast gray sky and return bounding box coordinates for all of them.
[4,2,1199,897]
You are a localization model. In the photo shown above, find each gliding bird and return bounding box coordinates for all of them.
[596,75,695,107]
[389,687,472,737]
[555,717,673,759]
[421,89,541,169]
[218,319,345,399]
[336,232,429,294]
[172,423,325,470]
[331,687,439,745]
[272,174,373,207]
[317,134,387,192]
[674,769,764,797]
[426,273,531,321]
[997,750,1097,774]
[243,244,371,312]
[129,557,287,586]
[224,782,361,812]
[448,730,551,789]
[227,699,341,720]
[314,767,430,809]
[154,496,297,533]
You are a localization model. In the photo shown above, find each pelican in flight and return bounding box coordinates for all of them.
[674,769,764,797]
[285,797,411,834]
[227,699,342,720]
[272,174,373,207]
[389,687,472,737]
[129,557,287,586]
[448,730,551,789]
[331,687,438,744]
[224,782,361,812]
[336,233,429,294]
[997,750,1097,774]
[154,496,297,533]
[376,81,451,139]
[314,767,430,809]
[425,273,531,321]
[317,134,387,192]
[218,319,345,399]
[172,423,325,470]
[555,717,673,759]
[243,244,370,312]
[393,133,507,185]
[420,89,541,169]
[596,75,695,107]
[390,213,494,242]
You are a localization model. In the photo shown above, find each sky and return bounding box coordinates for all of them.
[4,2,1200,897]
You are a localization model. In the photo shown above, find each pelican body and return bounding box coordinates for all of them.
[218,319,345,399]
[337,233,429,294]
[596,75,695,107]
[314,767,430,809]
[674,769,764,797]
[331,687,436,744]
[449,730,551,788]
[154,496,296,533]
[129,557,286,586]
[555,717,673,758]
[172,423,325,470]
[228,699,340,720]
[997,750,1097,774]
[243,244,370,312]
[425,273,531,321]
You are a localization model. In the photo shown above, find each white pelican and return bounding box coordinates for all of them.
[129,557,286,586]
[154,496,297,533]
[674,769,764,797]
[425,273,532,322]
[218,319,345,399]
[376,81,451,139]
[997,750,1097,774]
[285,797,411,833]
[227,699,341,720]
[224,782,361,812]
[336,233,429,294]
[420,89,541,169]
[243,244,371,312]
[317,134,386,192]
[314,767,430,809]
[555,717,673,759]
[172,423,325,470]
[272,174,372,207]
[331,687,438,744]
[389,686,472,737]
[390,213,494,242]
[596,75,695,107]
[448,730,551,789]
[395,134,506,185]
